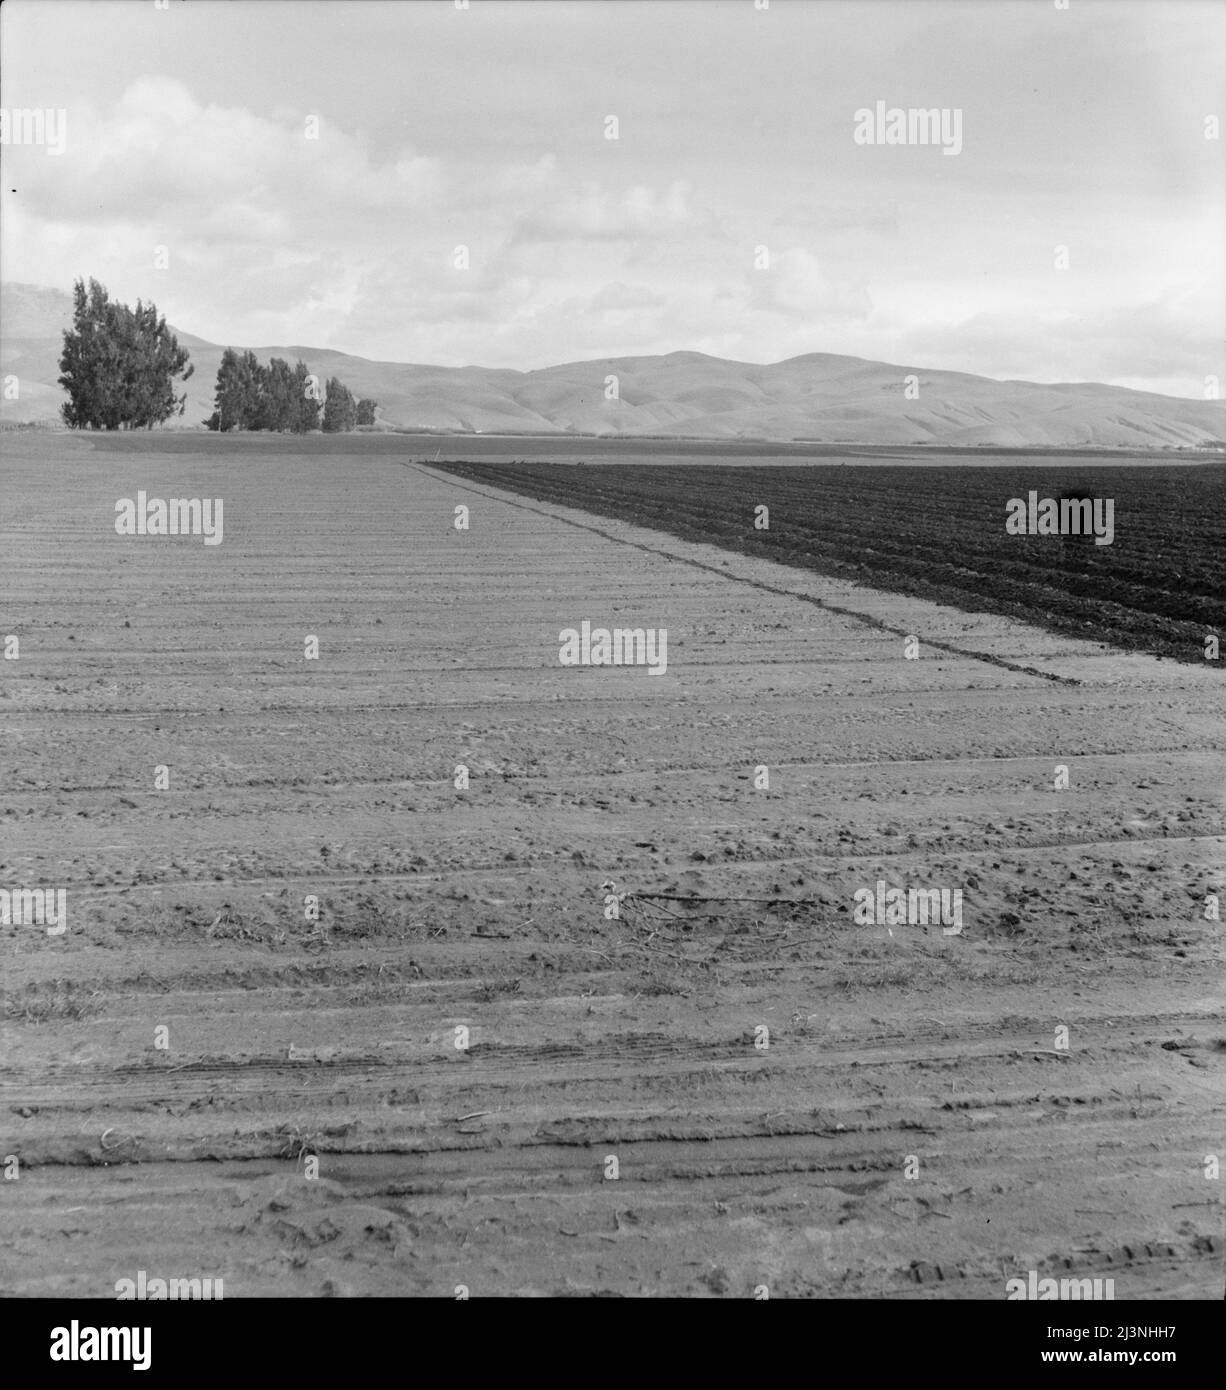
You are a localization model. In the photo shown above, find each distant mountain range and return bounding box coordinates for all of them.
[3,281,1223,448]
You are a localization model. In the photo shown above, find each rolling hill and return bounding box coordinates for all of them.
[3,281,1223,448]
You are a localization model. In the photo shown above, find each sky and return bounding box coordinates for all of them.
[1,0,1222,395]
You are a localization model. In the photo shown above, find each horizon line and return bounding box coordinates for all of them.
[1,278,1218,405]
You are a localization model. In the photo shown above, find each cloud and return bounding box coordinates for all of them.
[510,180,701,244]
[886,287,1221,395]
[587,281,667,314]
[748,248,872,322]
[21,77,443,231]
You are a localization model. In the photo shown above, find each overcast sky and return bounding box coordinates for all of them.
[2,0,1222,394]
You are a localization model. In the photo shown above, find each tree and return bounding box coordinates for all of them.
[59,277,193,429]
[207,348,265,431]
[260,357,298,431]
[321,376,357,433]
[291,361,322,432]
[356,398,378,427]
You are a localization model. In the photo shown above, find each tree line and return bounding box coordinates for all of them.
[203,349,374,433]
[57,278,375,432]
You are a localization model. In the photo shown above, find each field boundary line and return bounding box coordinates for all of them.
[409,463,1082,688]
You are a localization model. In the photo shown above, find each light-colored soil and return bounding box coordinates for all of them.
[1,433,1222,1298]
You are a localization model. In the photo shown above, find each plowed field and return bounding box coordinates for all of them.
[2,433,1222,1298]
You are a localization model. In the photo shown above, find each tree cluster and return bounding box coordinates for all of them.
[54,276,378,435]
[319,380,379,432]
[204,350,323,432]
[321,376,357,433]
[58,278,194,430]
[205,355,377,433]
[208,350,325,430]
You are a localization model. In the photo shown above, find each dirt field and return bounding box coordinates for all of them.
[433,456,1226,665]
[2,432,1222,1298]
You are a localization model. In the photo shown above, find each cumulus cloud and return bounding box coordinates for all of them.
[21,77,442,231]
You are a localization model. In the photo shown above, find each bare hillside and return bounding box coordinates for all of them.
[4,283,1222,448]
